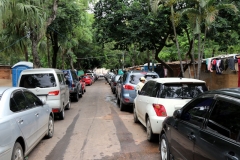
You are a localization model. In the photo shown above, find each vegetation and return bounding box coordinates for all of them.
[0,0,239,78]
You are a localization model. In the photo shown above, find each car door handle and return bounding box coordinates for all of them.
[35,113,39,117]
[18,119,23,123]
[187,133,196,141]
[226,152,238,160]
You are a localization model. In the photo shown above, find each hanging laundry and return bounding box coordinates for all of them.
[216,60,222,74]
[228,58,235,70]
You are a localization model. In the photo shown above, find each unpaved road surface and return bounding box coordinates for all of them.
[26,77,160,160]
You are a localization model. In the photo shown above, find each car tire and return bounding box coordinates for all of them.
[160,134,170,160]
[133,106,139,123]
[11,142,23,160]
[79,90,82,98]
[66,100,71,110]
[117,96,120,105]
[45,116,54,139]
[120,100,125,111]
[59,108,65,120]
[146,117,154,142]
[75,92,79,102]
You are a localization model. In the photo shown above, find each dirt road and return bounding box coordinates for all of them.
[21,77,160,160]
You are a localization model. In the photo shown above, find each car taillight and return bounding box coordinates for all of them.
[124,98,130,102]
[153,104,167,117]
[52,108,60,113]
[123,84,135,90]
[114,82,117,86]
[48,90,60,96]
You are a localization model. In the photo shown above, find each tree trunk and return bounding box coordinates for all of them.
[47,35,51,67]
[31,31,41,68]
[171,6,184,77]
[51,32,59,68]
[152,50,155,71]
[24,44,28,62]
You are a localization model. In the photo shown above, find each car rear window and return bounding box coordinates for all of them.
[19,74,56,88]
[128,73,158,85]
[160,83,208,99]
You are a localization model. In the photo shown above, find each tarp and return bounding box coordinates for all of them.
[77,70,84,76]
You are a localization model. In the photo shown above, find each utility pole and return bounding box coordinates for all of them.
[122,52,124,70]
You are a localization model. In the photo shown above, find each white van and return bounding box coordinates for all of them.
[17,68,70,120]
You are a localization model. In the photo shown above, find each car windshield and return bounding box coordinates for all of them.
[160,83,208,99]
[19,74,56,88]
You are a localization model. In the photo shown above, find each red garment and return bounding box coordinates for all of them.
[238,59,240,87]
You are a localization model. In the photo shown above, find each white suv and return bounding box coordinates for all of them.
[133,77,208,141]
[18,68,70,120]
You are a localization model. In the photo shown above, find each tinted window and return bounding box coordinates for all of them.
[151,83,161,97]
[128,73,143,85]
[145,74,159,80]
[181,98,214,127]
[140,82,149,96]
[23,91,42,108]
[10,91,28,112]
[58,74,64,84]
[71,71,78,80]
[207,100,240,141]
[20,74,56,88]
[160,83,208,98]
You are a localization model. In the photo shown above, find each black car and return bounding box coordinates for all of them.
[159,88,240,160]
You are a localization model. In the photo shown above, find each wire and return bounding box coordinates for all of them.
[0,35,28,53]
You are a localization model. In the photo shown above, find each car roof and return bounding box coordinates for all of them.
[149,77,206,83]
[0,87,25,96]
[127,70,158,75]
[203,88,240,99]
[21,68,63,74]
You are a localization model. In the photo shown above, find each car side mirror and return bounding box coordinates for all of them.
[173,109,181,119]
[40,98,46,105]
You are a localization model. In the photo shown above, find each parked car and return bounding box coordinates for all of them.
[18,68,70,120]
[134,78,208,141]
[110,74,121,94]
[86,72,98,82]
[105,72,115,84]
[159,87,240,160]
[79,76,86,93]
[116,70,159,111]
[0,87,54,160]
[81,75,93,86]
[63,69,83,102]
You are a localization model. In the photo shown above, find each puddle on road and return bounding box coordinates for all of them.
[105,95,117,104]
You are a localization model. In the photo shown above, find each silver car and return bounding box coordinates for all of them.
[0,87,54,160]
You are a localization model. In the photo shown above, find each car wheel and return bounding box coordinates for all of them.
[160,134,170,160]
[120,100,125,111]
[117,96,120,105]
[75,92,79,102]
[66,100,71,110]
[59,108,65,120]
[133,106,139,123]
[45,116,54,139]
[79,90,82,98]
[146,117,154,141]
[11,142,24,160]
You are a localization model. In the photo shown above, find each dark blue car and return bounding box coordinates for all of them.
[62,69,83,102]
